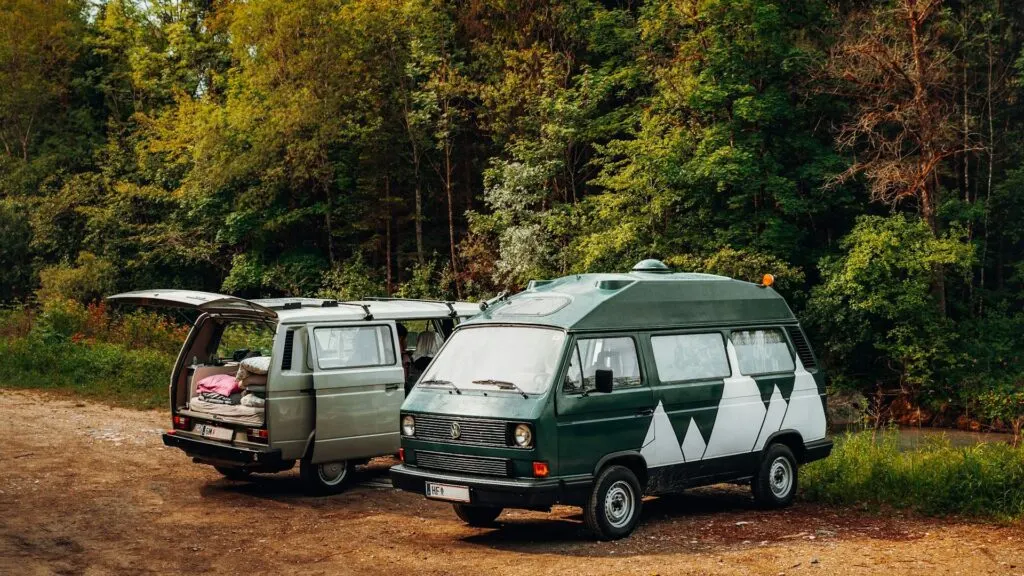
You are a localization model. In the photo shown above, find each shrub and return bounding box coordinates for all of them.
[802,430,1024,519]
[36,252,117,304]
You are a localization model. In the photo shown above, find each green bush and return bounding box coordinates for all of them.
[0,335,173,409]
[36,252,117,304]
[802,431,1024,519]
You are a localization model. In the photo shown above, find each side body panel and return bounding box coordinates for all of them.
[555,334,655,477]
[307,321,405,464]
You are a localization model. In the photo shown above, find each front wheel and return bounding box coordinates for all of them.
[752,443,798,508]
[453,504,503,527]
[583,465,643,540]
[300,458,350,495]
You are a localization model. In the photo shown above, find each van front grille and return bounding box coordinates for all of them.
[414,451,511,477]
[413,415,507,447]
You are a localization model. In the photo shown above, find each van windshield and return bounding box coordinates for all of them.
[418,326,566,395]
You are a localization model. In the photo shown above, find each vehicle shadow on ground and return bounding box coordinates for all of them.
[196,460,398,505]
[462,488,767,555]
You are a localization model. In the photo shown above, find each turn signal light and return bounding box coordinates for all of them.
[172,415,190,430]
[532,461,549,478]
[760,273,775,288]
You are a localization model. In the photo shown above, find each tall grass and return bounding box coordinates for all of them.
[0,301,181,409]
[802,430,1024,520]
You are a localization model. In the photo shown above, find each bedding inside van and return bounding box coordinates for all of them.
[184,362,266,426]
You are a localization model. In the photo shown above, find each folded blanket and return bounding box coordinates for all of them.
[189,396,264,426]
[195,373,241,397]
[240,393,265,408]
[199,391,242,406]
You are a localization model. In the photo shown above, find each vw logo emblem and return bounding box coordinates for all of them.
[450,422,461,439]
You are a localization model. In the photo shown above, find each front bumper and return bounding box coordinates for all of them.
[390,464,582,509]
[803,437,833,464]
[162,431,284,468]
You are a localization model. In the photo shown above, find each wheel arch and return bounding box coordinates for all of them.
[594,451,649,487]
[762,430,805,463]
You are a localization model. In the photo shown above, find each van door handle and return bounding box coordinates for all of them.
[636,408,654,416]
[385,383,399,392]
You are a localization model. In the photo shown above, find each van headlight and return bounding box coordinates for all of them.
[401,415,415,437]
[513,424,533,448]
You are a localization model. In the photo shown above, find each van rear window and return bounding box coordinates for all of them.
[730,329,794,375]
[651,333,730,382]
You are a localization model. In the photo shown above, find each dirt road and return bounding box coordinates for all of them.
[1,389,1022,575]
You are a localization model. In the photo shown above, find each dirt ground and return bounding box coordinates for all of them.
[1,389,1022,576]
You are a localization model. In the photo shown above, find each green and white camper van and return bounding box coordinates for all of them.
[390,260,832,540]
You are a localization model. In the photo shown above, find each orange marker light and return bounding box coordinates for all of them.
[532,461,550,477]
[760,273,775,288]
[399,448,405,462]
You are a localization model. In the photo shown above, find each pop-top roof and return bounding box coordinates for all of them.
[463,261,796,332]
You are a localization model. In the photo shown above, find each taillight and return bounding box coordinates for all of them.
[399,448,405,462]
[172,415,190,430]
[247,428,268,443]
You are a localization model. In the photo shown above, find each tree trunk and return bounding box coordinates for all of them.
[445,141,461,299]
[385,175,393,295]
[414,158,425,265]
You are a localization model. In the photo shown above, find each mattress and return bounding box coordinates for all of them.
[189,396,265,426]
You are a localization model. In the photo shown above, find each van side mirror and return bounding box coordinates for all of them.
[594,369,614,394]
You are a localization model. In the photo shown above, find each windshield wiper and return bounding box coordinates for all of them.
[420,379,461,395]
[472,379,529,399]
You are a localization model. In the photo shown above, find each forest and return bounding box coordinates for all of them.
[0,0,1021,427]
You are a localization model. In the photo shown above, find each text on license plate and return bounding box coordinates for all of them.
[195,423,233,441]
[425,482,470,502]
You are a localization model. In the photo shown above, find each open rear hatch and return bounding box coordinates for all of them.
[107,289,277,320]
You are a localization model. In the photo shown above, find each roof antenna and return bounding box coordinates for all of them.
[479,291,508,311]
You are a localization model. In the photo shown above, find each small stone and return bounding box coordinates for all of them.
[811,558,820,565]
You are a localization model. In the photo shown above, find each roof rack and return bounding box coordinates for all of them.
[361,297,458,318]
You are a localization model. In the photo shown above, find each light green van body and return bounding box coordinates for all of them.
[391,265,831,532]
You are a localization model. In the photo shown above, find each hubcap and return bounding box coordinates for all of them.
[768,456,793,498]
[318,461,348,486]
[603,480,635,528]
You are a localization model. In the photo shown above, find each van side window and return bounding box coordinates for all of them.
[730,329,794,375]
[651,333,730,382]
[563,345,584,393]
[571,337,642,391]
[313,325,396,369]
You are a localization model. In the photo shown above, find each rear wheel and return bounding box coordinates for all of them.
[752,443,798,508]
[214,466,252,481]
[300,458,350,495]
[583,465,643,540]
[453,504,503,527]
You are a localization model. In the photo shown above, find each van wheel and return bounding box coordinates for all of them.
[300,458,350,495]
[453,504,503,527]
[214,466,251,481]
[583,465,643,540]
[752,443,798,508]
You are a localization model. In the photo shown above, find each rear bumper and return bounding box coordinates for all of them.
[162,432,284,468]
[390,464,583,509]
[803,437,833,464]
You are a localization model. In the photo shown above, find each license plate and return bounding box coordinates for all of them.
[195,423,233,441]
[425,482,470,502]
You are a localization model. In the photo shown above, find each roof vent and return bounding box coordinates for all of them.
[631,259,671,273]
[596,279,634,291]
[526,279,554,290]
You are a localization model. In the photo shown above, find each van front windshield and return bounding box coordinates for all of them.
[418,326,566,395]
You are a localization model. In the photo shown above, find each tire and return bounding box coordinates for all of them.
[214,466,252,481]
[583,465,643,541]
[752,443,798,508]
[300,458,351,496]
[453,504,503,527]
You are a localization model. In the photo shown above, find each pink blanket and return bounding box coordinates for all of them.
[195,374,241,396]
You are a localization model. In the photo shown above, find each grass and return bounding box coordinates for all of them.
[802,430,1024,520]
[0,335,174,410]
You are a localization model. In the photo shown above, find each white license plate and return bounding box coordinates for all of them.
[425,482,470,502]
[195,423,233,441]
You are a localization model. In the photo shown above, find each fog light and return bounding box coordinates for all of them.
[514,424,533,447]
[532,461,549,477]
[401,415,415,437]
